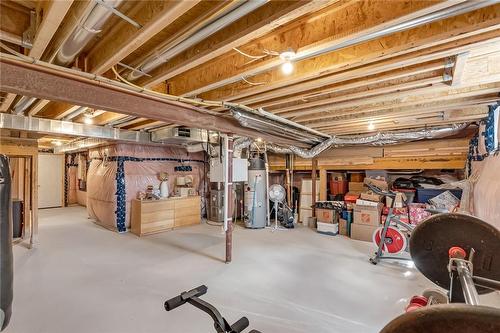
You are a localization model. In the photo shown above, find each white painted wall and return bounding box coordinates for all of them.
[38,153,64,209]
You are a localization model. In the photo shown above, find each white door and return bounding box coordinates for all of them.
[38,154,64,208]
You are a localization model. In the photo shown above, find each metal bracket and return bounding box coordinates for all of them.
[117,62,152,77]
[94,0,142,29]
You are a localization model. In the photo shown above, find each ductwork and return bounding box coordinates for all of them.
[233,137,254,158]
[55,0,124,66]
[127,0,268,81]
[62,106,88,121]
[0,113,150,143]
[237,123,469,158]
[12,0,123,114]
[230,106,329,145]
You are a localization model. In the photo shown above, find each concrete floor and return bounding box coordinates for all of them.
[6,206,500,333]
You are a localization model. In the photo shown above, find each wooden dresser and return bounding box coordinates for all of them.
[130,196,200,236]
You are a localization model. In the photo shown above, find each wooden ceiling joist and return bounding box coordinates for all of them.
[199,5,500,103]
[138,0,335,88]
[85,0,201,75]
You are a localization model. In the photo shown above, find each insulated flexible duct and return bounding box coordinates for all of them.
[0,155,13,332]
[236,124,468,158]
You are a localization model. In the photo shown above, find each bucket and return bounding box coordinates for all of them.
[307,216,317,229]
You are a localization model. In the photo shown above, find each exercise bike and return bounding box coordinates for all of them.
[165,285,262,333]
[380,213,500,333]
[367,184,414,265]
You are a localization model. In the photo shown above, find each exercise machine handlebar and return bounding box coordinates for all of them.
[164,285,208,311]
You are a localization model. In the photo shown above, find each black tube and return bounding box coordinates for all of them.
[0,155,13,331]
[230,317,249,333]
[164,285,208,311]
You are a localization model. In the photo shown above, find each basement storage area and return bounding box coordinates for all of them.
[1,1,500,333]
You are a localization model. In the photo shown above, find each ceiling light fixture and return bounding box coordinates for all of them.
[84,117,93,125]
[51,140,62,146]
[368,121,375,131]
[279,49,296,75]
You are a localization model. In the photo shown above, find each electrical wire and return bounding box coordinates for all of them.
[0,42,258,118]
[232,47,267,60]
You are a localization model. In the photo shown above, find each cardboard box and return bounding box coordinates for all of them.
[339,218,349,236]
[349,182,365,193]
[353,203,383,226]
[316,208,337,223]
[356,198,380,207]
[386,192,406,208]
[364,178,389,191]
[360,191,383,202]
[351,223,378,242]
[344,192,360,203]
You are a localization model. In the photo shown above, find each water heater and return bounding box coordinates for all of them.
[244,158,267,228]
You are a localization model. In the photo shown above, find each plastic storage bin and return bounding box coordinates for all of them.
[317,222,339,236]
[415,188,462,204]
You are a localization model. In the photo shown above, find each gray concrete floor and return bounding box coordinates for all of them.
[6,206,500,333]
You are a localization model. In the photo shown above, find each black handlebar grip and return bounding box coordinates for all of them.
[230,317,249,333]
[164,295,184,311]
[164,285,208,311]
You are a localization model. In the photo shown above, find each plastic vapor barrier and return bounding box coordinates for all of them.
[86,144,205,231]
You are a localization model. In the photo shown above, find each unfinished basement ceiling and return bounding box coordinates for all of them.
[0,0,499,145]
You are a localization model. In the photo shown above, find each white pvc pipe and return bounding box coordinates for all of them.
[128,0,268,80]
[222,134,229,231]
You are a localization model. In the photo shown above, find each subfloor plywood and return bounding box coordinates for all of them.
[8,206,500,333]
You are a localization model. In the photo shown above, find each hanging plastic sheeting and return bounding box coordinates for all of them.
[86,144,205,231]
[263,123,468,158]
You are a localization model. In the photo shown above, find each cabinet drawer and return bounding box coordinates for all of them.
[141,209,174,223]
[141,219,174,234]
[175,214,200,227]
[174,197,200,209]
[140,200,174,213]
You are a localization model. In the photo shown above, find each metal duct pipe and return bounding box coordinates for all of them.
[55,0,124,66]
[231,108,327,144]
[62,106,88,121]
[0,113,151,143]
[233,137,253,158]
[13,96,37,115]
[106,115,137,127]
[12,0,123,114]
[261,123,469,158]
[127,0,268,80]
[293,0,498,63]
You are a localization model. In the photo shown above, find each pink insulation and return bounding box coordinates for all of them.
[472,155,500,229]
[86,143,206,231]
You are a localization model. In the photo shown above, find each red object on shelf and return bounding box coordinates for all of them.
[344,192,360,203]
[329,180,348,195]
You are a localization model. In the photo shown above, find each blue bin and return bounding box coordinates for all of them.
[415,188,462,204]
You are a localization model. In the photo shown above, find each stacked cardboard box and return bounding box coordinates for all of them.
[350,177,387,242]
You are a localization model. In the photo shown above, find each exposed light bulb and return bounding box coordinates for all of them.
[281,61,294,75]
[368,121,375,131]
[84,117,93,125]
[256,137,263,143]
[51,140,62,146]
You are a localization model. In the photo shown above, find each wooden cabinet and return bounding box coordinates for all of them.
[131,196,200,236]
